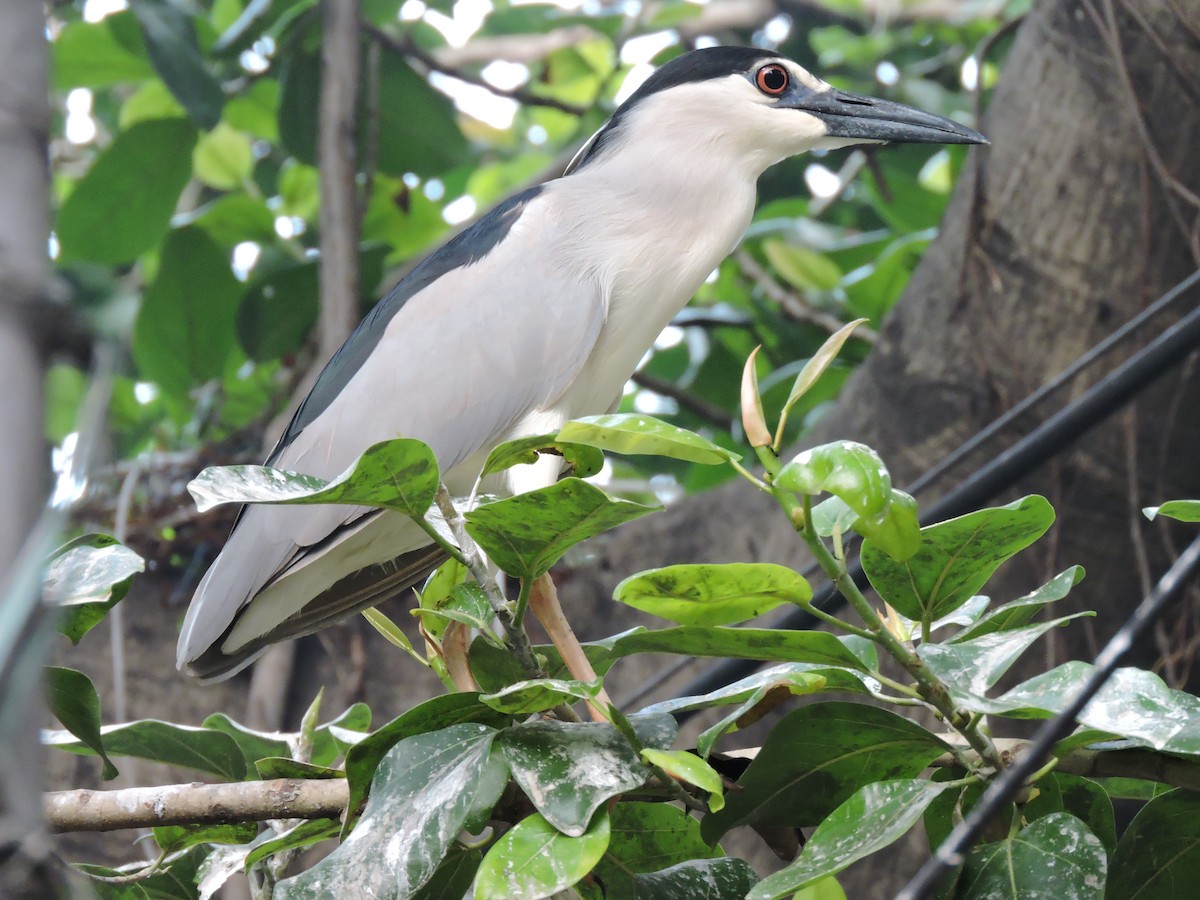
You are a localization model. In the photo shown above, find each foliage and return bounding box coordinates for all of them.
[42,1,1200,899]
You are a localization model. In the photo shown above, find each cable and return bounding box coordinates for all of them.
[898,534,1200,900]
[659,281,1200,715]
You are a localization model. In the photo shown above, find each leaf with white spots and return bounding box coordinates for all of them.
[275,723,508,899]
[1107,789,1200,899]
[633,858,759,899]
[474,810,610,900]
[498,719,650,837]
[958,812,1106,899]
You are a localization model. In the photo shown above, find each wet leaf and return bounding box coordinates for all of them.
[703,703,948,843]
[558,414,738,465]
[747,779,949,899]
[189,438,439,520]
[465,478,658,580]
[474,810,610,900]
[614,563,811,626]
[277,724,508,898]
[498,719,649,836]
[861,495,1055,622]
[959,813,1106,899]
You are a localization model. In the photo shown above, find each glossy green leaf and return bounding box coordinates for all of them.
[641,663,862,720]
[777,441,892,518]
[278,724,508,898]
[557,414,738,465]
[410,847,483,900]
[133,226,243,398]
[413,582,500,647]
[634,858,759,899]
[693,671,830,759]
[132,0,224,129]
[153,821,258,854]
[614,563,811,626]
[861,495,1055,621]
[343,693,510,837]
[474,810,610,900]
[57,117,198,264]
[78,845,208,899]
[592,803,720,896]
[480,433,604,479]
[254,757,342,780]
[243,818,340,871]
[45,719,246,781]
[856,488,922,562]
[480,677,603,715]
[44,666,118,780]
[747,779,949,900]
[1144,500,1200,523]
[43,533,144,644]
[1054,774,1116,856]
[959,813,1106,899]
[1107,789,1200,899]
[465,477,658,579]
[951,566,1085,643]
[703,703,949,843]
[774,318,868,445]
[605,625,872,671]
[189,437,439,520]
[498,719,649,836]
[642,749,725,812]
[918,613,1092,705]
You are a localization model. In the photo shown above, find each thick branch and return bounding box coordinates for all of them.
[44,779,348,833]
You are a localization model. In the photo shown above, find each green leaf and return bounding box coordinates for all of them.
[747,780,950,900]
[861,495,1055,622]
[614,563,811,627]
[774,319,868,446]
[959,813,1106,899]
[480,677,603,715]
[702,703,948,843]
[235,256,318,362]
[606,625,872,671]
[641,749,725,812]
[763,240,843,291]
[1054,774,1116,856]
[153,822,258,853]
[189,438,439,520]
[464,477,658,580]
[132,0,225,129]
[777,441,892,518]
[693,671,830,759]
[45,719,246,781]
[278,724,508,898]
[182,191,276,244]
[133,226,244,399]
[557,414,739,465]
[480,433,604,479]
[343,694,511,837]
[633,858,759,899]
[1144,500,1200,523]
[193,123,253,189]
[254,757,343,779]
[53,13,155,89]
[410,847,483,900]
[414,582,501,647]
[592,803,720,896]
[244,818,341,871]
[498,719,649,836]
[950,566,1086,643]
[917,614,1092,705]
[474,810,610,900]
[43,534,144,644]
[1107,789,1200,899]
[44,666,118,780]
[280,50,470,177]
[856,488,921,562]
[56,118,198,264]
[201,712,290,771]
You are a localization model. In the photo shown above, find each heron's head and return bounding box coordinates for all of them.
[567,46,987,178]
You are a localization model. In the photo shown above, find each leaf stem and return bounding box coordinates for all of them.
[754,446,1007,774]
[434,484,542,681]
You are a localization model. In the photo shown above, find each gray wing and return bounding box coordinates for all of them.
[177,185,605,677]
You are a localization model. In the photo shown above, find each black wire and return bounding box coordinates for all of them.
[660,284,1200,716]
[898,534,1200,900]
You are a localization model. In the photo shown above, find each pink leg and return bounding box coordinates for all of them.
[442,621,479,691]
[529,574,613,722]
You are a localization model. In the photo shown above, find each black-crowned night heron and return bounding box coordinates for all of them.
[177,46,986,684]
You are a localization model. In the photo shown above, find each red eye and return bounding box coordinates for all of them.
[755,63,789,96]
